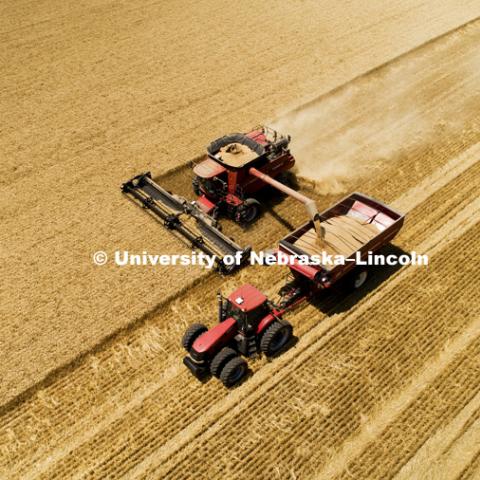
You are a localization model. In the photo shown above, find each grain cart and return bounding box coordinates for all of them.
[122,126,325,273]
[181,192,404,387]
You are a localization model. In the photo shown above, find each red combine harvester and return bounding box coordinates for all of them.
[192,126,295,224]
[122,126,322,273]
[182,193,405,387]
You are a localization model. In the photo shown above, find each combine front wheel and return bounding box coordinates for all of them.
[192,176,201,196]
[236,198,261,224]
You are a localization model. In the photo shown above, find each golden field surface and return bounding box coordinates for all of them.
[1,1,480,478]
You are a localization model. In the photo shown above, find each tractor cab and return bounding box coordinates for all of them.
[223,284,269,334]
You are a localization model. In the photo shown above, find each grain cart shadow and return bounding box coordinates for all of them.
[310,244,410,316]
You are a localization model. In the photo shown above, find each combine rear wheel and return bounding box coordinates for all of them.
[210,347,237,377]
[219,356,247,387]
[181,323,207,351]
[260,320,293,357]
[236,198,261,224]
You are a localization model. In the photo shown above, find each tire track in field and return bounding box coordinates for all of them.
[133,199,480,477]
[4,148,480,478]
[458,451,480,480]
[312,323,480,480]
[393,393,480,480]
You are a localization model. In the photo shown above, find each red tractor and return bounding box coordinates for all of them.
[182,193,405,387]
[191,126,295,224]
[182,283,298,387]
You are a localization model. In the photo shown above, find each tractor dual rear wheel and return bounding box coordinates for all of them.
[210,347,237,377]
[219,356,248,387]
[260,320,293,357]
[181,323,208,352]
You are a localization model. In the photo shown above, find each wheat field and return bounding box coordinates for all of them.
[1,1,479,478]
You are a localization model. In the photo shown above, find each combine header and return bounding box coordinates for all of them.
[122,172,251,273]
[122,126,324,273]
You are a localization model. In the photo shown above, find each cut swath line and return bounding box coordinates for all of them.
[392,142,480,212]
[311,320,480,480]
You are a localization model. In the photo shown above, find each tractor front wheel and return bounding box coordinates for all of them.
[236,198,261,224]
[260,320,293,357]
[182,323,208,352]
[210,347,237,377]
[219,356,248,387]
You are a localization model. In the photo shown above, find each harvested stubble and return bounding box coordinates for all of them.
[1,5,480,480]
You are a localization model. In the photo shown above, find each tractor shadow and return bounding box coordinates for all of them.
[267,335,299,359]
[196,368,254,389]
[308,244,410,316]
[194,337,299,387]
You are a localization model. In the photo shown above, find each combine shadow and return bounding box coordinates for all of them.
[240,173,304,233]
[308,243,410,316]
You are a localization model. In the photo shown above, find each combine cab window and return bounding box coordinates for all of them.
[201,175,226,198]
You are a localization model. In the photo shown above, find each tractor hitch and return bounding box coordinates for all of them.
[183,356,209,379]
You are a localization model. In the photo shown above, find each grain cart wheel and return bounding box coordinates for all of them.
[236,198,261,224]
[192,176,201,196]
[182,323,208,352]
[348,268,369,290]
[210,347,237,377]
[260,320,293,357]
[219,356,248,387]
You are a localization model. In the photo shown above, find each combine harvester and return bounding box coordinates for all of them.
[182,193,404,387]
[122,126,325,272]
